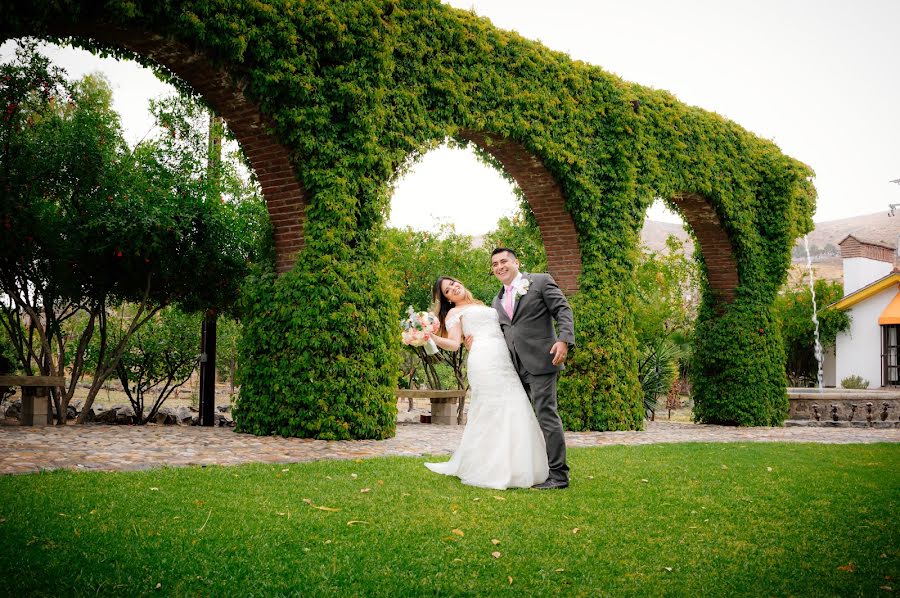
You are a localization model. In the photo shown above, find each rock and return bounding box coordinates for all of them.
[176,407,194,425]
[216,413,235,427]
[4,399,21,419]
[115,405,136,425]
[155,407,177,425]
[66,405,77,420]
[96,408,118,424]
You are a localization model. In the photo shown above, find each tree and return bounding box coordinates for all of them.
[774,277,849,386]
[381,224,495,310]
[633,236,700,417]
[483,209,547,274]
[0,43,271,423]
[215,316,242,394]
[111,306,201,424]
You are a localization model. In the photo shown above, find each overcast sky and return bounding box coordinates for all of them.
[3,0,899,235]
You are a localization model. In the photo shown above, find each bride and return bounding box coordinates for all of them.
[424,276,549,490]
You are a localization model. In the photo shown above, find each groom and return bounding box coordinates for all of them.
[488,247,574,489]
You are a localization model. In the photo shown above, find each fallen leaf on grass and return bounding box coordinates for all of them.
[837,563,856,572]
[720,464,728,470]
[572,528,580,534]
[663,567,673,572]
[491,539,500,545]
[472,498,481,502]
[351,473,358,479]
[346,521,369,526]
[451,529,465,537]
[313,506,340,512]
[401,493,411,497]
[878,585,892,591]
[587,476,594,480]
[453,558,463,562]
[766,467,773,472]
[493,496,506,501]
[360,488,371,494]
[491,551,502,559]
[281,468,289,473]
[0,518,5,524]
[508,576,513,585]
[155,583,161,590]
[640,479,649,483]
[150,487,159,491]
[554,568,565,573]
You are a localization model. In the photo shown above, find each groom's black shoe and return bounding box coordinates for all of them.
[531,479,569,490]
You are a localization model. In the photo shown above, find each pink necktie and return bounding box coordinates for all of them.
[504,285,514,319]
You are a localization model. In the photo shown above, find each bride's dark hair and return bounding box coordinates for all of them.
[432,276,482,335]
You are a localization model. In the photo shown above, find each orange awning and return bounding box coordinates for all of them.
[879,287,900,325]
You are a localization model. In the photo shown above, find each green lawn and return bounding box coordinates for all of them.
[1,443,897,596]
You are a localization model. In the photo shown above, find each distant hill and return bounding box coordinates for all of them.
[639,219,692,253]
[638,211,900,285]
[639,211,899,256]
[800,212,900,251]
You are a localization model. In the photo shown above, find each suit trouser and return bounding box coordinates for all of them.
[516,363,569,483]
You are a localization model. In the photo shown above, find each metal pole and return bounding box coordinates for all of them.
[199,113,223,427]
[199,310,217,426]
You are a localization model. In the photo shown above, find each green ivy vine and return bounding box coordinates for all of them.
[1,0,815,436]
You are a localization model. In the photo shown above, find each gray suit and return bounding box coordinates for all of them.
[493,273,574,483]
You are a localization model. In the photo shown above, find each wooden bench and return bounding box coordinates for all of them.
[394,388,467,425]
[0,375,64,426]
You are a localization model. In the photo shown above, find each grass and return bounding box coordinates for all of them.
[0,443,897,596]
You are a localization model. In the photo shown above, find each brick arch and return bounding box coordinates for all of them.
[457,129,581,295]
[43,24,307,273]
[670,192,739,303]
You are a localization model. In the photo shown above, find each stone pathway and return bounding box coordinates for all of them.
[0,421,897,475]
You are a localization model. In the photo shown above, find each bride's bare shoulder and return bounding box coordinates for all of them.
[446,304,479,321]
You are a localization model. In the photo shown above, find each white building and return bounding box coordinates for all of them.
[822,236,900,388]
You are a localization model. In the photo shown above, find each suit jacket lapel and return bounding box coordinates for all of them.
[493,290,510,323]
[510,273,530,322]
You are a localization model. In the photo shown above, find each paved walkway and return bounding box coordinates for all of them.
[1,421,897,475]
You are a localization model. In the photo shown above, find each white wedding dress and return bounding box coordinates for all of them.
[424,305,549,489]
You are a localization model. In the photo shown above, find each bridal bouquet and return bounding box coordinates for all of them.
[400,306,440,355]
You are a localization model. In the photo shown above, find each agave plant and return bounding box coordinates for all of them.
[638,339,681,419]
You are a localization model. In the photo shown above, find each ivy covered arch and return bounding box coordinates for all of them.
[1,0,815,438]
